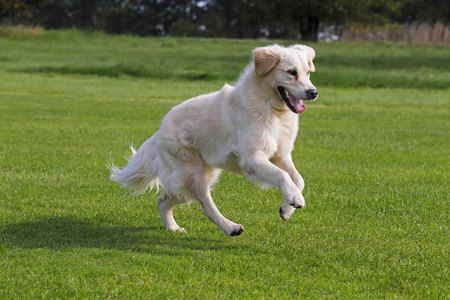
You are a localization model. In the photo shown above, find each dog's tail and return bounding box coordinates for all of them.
[109,133,160,195]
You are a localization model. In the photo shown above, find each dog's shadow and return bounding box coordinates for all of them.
[1,216,235,254]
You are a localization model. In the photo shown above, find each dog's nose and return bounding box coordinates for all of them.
[306,89,318,100]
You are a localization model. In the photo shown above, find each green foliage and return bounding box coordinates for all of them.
[0,29,449,298]
[398,0,450,23]
[2,0,446,40]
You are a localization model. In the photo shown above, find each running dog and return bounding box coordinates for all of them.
[110,44,318,236]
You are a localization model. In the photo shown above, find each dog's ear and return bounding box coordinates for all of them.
[253,46,282,77]
[290,45,316,72]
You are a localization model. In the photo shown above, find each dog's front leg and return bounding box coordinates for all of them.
[271,156,305,220]
[271,156,304,192]
[241,152,305,220]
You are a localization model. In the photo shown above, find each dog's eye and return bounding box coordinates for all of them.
[287,69,298,77]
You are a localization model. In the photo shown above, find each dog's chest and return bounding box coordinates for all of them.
[265,116,298,157]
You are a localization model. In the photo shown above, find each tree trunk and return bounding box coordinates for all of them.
[299,15,319,41]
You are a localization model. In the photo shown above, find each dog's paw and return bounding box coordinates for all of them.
[229,224,244,236]
[280,202,296,220]
[286,194,305,209]
[168,226,186,233]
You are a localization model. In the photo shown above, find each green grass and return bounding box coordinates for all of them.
[0,27,449,298]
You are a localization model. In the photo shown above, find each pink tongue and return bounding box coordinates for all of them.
[295,100,306,114]
[287,92,306,114]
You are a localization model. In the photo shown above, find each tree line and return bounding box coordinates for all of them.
[1,0,449,40]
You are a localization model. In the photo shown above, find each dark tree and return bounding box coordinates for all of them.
[1,0,443,40]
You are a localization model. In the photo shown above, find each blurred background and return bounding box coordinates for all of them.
[1,0,449,43]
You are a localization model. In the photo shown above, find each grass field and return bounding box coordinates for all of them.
[0,27,449,298]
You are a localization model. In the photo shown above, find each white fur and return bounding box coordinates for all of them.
[110,44,317,236]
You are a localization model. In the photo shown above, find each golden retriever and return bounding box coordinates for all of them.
[110,44,318,236]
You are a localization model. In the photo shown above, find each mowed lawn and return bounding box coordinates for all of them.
[0,27,449,298]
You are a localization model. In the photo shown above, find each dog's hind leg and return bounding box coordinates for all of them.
[189,167,244,236]
[158,192,186,232]
[158,143,243,236]
[199,194,244,236]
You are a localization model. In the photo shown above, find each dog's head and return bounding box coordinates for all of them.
[253,44,318,114]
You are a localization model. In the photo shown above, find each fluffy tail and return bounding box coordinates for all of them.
[109,133,160,194]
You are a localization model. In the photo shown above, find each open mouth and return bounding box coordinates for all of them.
[277,86,306,114]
